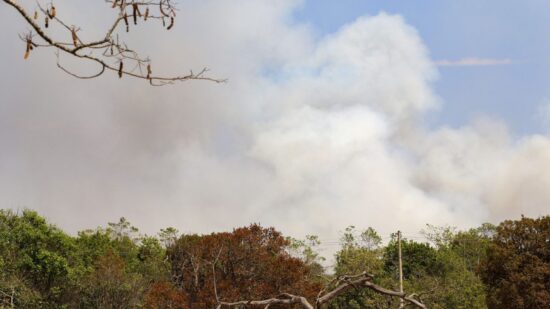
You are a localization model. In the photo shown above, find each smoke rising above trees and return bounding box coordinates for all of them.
[1,1,548,241]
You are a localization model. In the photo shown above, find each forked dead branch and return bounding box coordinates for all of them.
[213,272,428,309]
[3,0,225,85]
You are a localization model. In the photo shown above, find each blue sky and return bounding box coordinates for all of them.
[294,0,550,134]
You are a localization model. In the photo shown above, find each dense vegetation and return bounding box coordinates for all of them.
[0,209,548,308]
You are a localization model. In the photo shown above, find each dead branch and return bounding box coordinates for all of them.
[216,294,314,309]
[2,0,225,85]
[213,271,427,309]
[316,272,426,309]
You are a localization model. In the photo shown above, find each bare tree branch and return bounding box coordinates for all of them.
[211,247,223,305]
[2,0,226,85]
[216,294,314,309]
[316,272,426,309]
[213,271,427,309]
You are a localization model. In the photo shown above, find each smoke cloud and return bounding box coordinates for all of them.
[0,0,547,242]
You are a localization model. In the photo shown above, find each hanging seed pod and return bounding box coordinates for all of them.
[162,17,165,27]
[49,6,56,18]
[133,3,141,17]
[146,64,152,79]
[34,10,38,20]
[112,0,118,8]
[123,13,129,32]
[71,28,79,47]
[132,4,138,25]
[118,61,123,78]
[24,40,31,60]
[45,16,49,28]
[144,7,149,21]
[166,17,174,30]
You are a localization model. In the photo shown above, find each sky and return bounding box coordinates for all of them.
[1,0,549,245]
[294,0,550,134]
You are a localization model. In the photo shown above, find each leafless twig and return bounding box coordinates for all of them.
[3,0,226,85]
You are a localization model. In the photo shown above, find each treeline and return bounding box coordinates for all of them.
[0,210,548,308]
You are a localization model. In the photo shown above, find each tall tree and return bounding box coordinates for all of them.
[330,226,487,309]
[329,226,390,309]
[0,210,75,308]
[74,217,170,308]
[480,215,550,309]
[167,224,323,308]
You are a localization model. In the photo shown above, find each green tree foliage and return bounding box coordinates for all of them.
[0,210,75,308]
[387,228,486,309]
[1,208,548,309]
[286,235,326,280]
[78,250,144,308]
[448,223,495,273]
[330,225,487,309]
[335,226,384,276]
[384,236,443,280]
[329,226,390,309]
[428,223,494,308]
[480,215,550,309]
[0,210,170,308]
[74,218,170,308]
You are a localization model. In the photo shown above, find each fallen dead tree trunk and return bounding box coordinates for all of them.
[214,272,427,309]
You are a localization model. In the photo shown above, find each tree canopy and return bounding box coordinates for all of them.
[0,209,548,308]
[479,216,550,309]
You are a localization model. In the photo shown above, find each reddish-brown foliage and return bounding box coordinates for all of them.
[144,281,188,309]
[480,216,550,309]
[166,224,322,308]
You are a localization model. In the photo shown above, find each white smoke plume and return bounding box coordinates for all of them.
[0,0,547,244]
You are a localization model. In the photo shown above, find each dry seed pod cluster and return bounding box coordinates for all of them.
[7,0,222,85]
[113,1,176,30]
